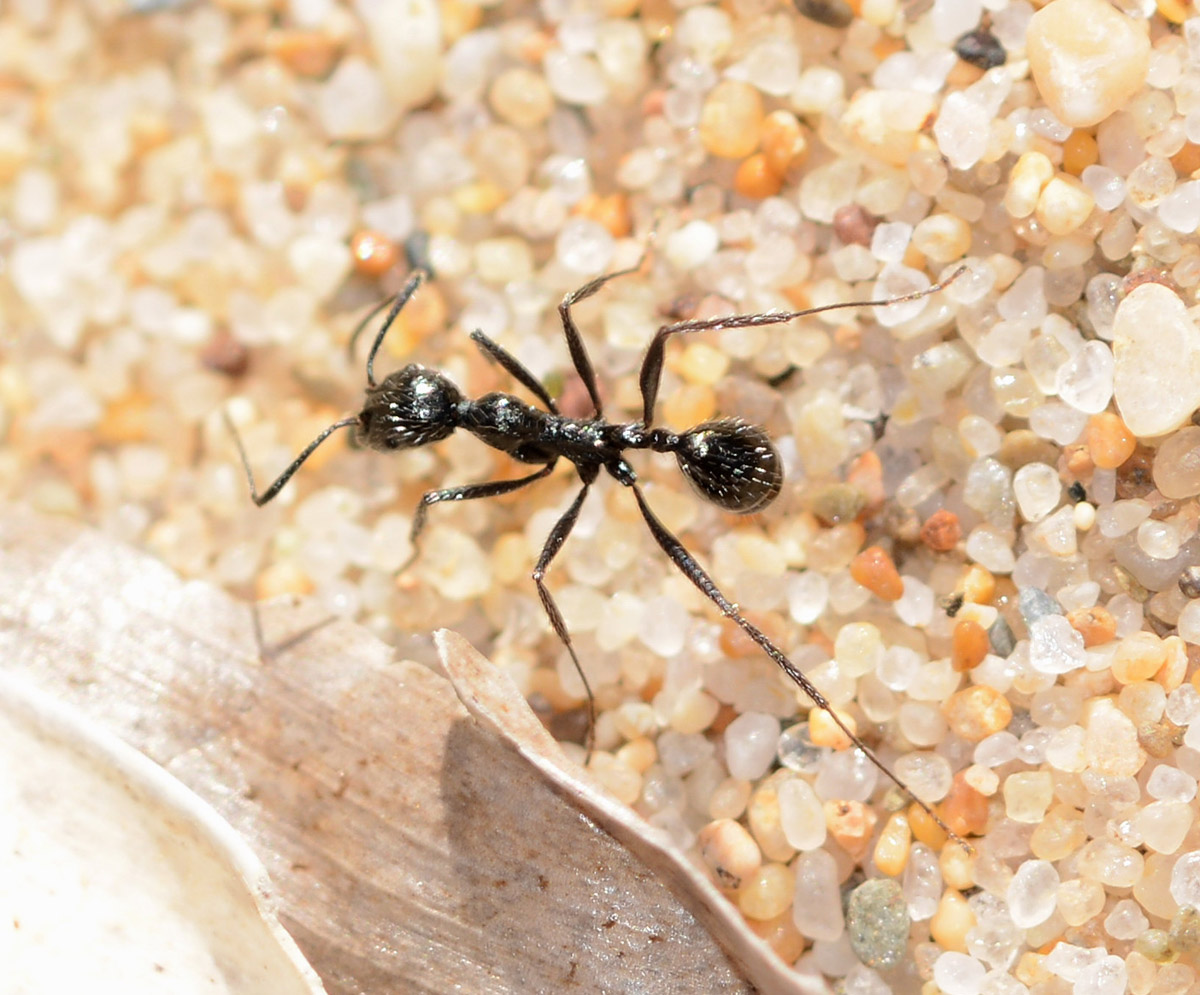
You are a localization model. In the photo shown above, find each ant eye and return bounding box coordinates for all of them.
[676,419,783,513]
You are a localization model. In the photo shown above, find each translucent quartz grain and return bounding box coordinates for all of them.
[1003,771,1054,823]
[776,777,826,852]
[1006,860,1060,929]
[1105,898,1150,940]
[934,952,987,995]
[1013,463,1061,521]
[792,849,844,942]
[1152,426,1200,498]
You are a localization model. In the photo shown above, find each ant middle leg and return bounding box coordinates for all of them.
[402,462,557,571]
[531,467,600,756]
[557,259,645,418]
[625,481,972,851]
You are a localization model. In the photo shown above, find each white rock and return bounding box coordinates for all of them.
[1112,283,1200,436]
[355,0,441,113]
[316,57,399,140]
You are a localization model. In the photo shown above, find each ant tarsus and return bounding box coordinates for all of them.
[228,261,971,851]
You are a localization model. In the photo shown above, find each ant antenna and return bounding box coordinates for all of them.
[223,410,359,506]
[348,268,430,388]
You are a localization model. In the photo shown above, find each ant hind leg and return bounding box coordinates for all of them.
[626,481,973,852]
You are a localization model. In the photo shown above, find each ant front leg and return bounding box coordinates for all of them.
[558,260,644,418]
[469,330,558,414]
[401,462,557,571]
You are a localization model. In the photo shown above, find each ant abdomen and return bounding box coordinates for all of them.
[675,418,783,514]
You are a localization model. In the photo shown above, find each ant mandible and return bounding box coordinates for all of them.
[228,253,969,849]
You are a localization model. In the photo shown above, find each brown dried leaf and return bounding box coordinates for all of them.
[0,507,821,994]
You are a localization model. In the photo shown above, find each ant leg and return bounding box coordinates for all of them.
[638,266,967,426]
[469,330,559,414]
[225,410,359,507]
[558,260,645,418]
[404,462,556,570]
[347,268,430,388]
[626,481,973,852]
[530,475,599,757]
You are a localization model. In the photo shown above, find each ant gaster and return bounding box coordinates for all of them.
[229,258,970,849]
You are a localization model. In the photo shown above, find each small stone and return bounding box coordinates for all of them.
[1169,907,1200,953]
[760,110,807,177]
[873,812,912,877]
[920,509,962,552]
[1036,176,1095,236]
[316,55,399,140]
[951,620,989,672]
[1074,956,1128,995]
[939,772,990,839]
[1003,771,1054,823]
[699,80,764,159]
[1113,284,1200,437]
[809,707,857,750]
[934,951,986,995]
[1152,426,1200,499]
[350,229,398,277]
[489,67,554,128]
[1085,698,1146,779]
[943,686,1013,742]
[1019,587,1062,626]
[850,546,905,602]
[1112,632,1168,685]
[792,849,844,941]
[842,89,936,167]
[832,203,878,247]
[1135,929,1173,963]
[777,777,826,852]
[823,799,877,861]
[1007,859,1059,928]
[698,819,762,889]
[1180,567,1200,600]
[809,483,867,525]
[1026,0,1150,128]
[793,0,853,28]
[930,891,976,955]
[912,214,971,263]
[955,28,1006,71]
[738,862,795,921]
[1006,152,1054,219]
[733,155,782,200]
[1066,606,1117,647]
[1086,412,1137,470]
[988,618,1015,657]
[1013,463,1061,522]
[725,712,782,781]
[846,879,911,970]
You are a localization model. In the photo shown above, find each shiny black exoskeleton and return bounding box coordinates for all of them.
[229,260,969,850]
[361,365,781,513]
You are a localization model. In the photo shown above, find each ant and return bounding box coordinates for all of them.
[227,255,970,849]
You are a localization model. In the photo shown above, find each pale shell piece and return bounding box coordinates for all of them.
[0,669,326,995]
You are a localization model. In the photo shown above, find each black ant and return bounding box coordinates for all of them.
[227,257,970,849]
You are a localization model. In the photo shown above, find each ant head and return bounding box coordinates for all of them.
[675,419,782,514]
[358,365,462,451]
